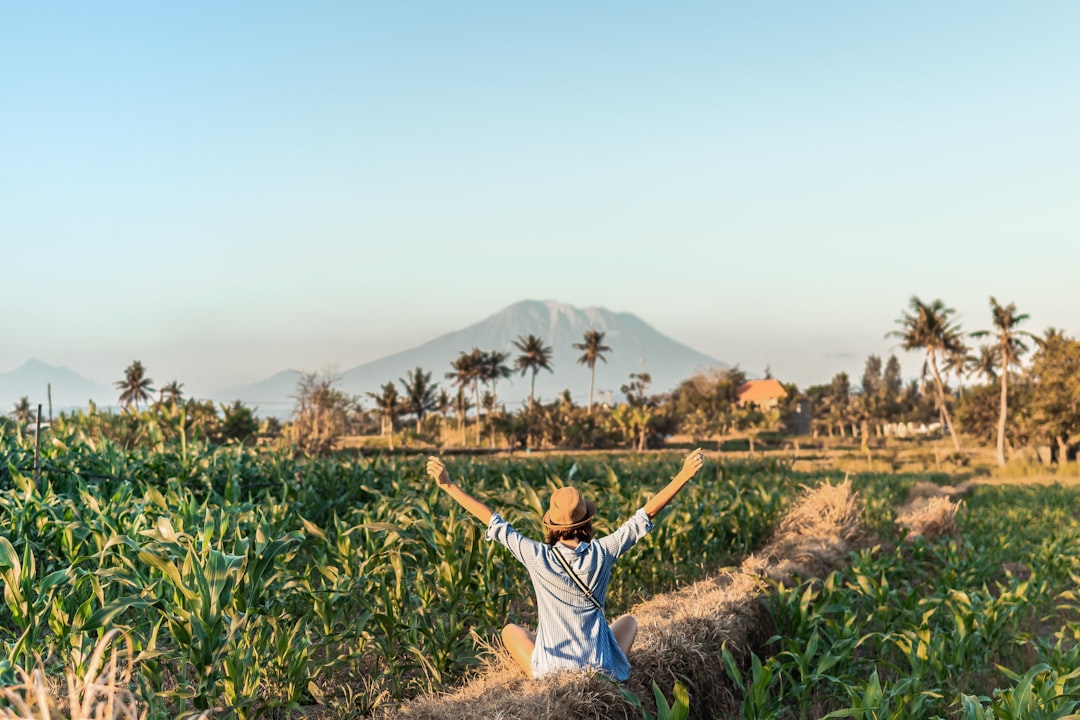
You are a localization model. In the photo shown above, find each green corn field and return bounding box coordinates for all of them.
[0,427,1078,719]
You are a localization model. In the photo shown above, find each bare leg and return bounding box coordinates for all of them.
[501,624,535,677]
[610,614,638,656]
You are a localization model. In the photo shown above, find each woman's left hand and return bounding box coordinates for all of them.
[680,448,706,479]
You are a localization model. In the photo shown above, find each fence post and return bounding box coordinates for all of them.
[34,404,43,490]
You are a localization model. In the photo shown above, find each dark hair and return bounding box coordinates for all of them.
[545,522,594,546]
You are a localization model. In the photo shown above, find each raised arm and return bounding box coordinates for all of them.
[643,448,705,519]
[426,456,494,524]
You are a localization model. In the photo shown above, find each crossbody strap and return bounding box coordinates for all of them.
[551,546,605,615]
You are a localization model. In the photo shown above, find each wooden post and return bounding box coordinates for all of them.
[34,404,43,490]
[47,383,53,423]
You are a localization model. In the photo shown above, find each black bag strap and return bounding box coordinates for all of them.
[551,545,605,615]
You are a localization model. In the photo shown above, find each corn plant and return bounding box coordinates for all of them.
[620,679,691,720]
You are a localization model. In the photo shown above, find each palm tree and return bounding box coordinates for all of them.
[399,366,439,433]
[366,382,401,450]
[972,345,999,384]
[513,334,554,407]
[10,396,32,425]
[971,297,1033,466]
[434,388,452,434]
[1034,326,1067,351]
[115,360,155,411]
[887,297,963,452]
[573,329,611,414]
[481,350,512,412]
[446,350,482,442]
[941,341,974,398]
[159,380,185,406]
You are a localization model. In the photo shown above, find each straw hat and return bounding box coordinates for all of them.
[542,486,597,529]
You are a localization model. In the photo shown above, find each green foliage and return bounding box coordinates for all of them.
[956,383,1015,445]
[218,400,260,444]
[620,679,691,720]
[668,366,748,439]
[5,425,1078,719]
[737,480,1080,719]
[722,645,782,719]
[0,433,798,716]
[1027,333,1080,452]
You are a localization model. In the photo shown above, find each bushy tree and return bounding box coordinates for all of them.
[669,367,747,439]
[218,401,259,444]
[291,372,355,455]
[827,372,852,437]
[1026,331,1080,462]
[616,372,659,451]
[956,382,1031,449]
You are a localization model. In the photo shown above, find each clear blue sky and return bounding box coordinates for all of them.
[3,2,1078,397]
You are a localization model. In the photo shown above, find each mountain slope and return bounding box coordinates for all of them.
[218,300,725,417]
[0,359,114,413]
[348,300,721,403]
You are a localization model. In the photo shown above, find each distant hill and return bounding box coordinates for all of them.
[216,300,726,418]
[214,370,303,419]
[0,359,114,415]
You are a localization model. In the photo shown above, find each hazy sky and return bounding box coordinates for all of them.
[3,2,1078,397]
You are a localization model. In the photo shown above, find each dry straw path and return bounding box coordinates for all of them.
[388,479,957,720]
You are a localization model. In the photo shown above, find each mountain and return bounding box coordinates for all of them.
[217,300,726,417]
[0,359,114,415]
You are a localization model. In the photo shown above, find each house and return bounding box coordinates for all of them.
[736,378,811,435]
[736,379,788,410]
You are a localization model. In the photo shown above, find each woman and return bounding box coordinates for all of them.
[425,449,706,681]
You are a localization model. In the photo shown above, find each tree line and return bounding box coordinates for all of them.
[5,299,1079,464]
[807,296,1079,466]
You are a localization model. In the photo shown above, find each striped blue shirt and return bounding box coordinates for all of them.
[485,508,654,681]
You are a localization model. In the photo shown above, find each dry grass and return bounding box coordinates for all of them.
[896,496,960,541]
[389,479,870,720]
[624,572,767,718]
[892,479,968,541]
[742,479,871,584]
[0,631,146,720]
[388,645,631,720]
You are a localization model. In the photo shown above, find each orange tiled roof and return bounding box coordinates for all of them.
[737,379,788,404]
